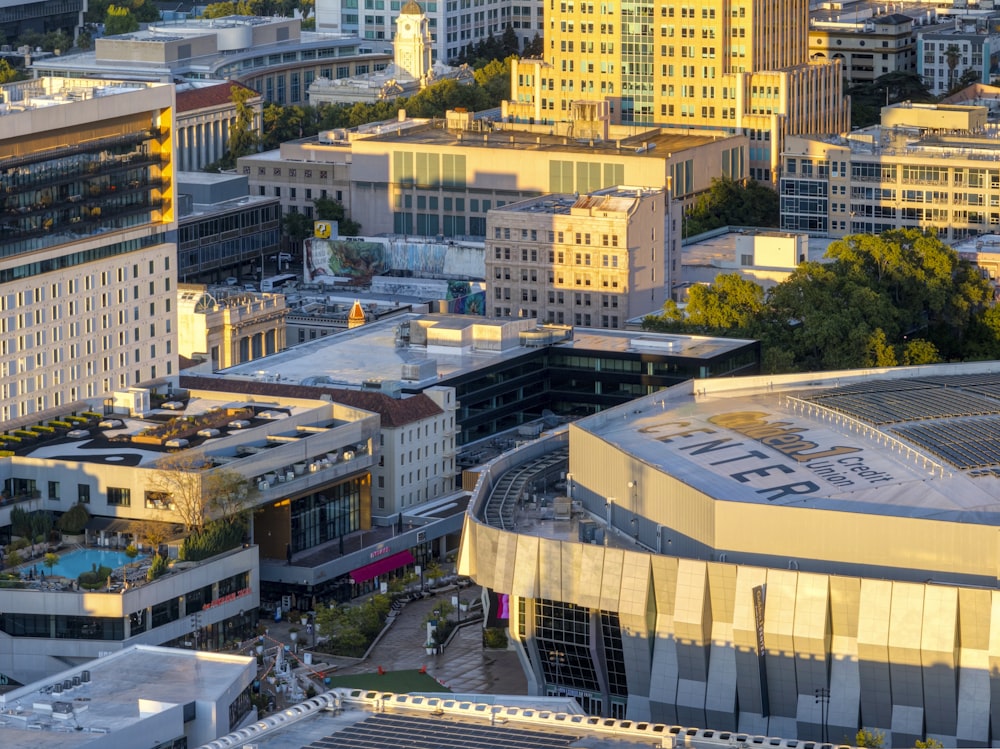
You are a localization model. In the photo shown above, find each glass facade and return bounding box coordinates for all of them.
[0,128,167,257]
[290,477,363,552]
[620,0,654,123]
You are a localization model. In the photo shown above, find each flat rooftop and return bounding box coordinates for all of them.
[0,646,252,749]
[14,397,316,467]
[577,363,1000,525]
[219,314,756,388]
[359,122,724,158]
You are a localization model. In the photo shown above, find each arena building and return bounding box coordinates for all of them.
[459,362,1000,747]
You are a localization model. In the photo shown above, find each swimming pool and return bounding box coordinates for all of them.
[39,548,144,579]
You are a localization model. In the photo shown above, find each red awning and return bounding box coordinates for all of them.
[350,549,415,584]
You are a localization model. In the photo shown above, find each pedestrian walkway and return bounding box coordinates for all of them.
[265,585,527,698]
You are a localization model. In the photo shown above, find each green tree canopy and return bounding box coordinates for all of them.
[683,177,779,238]
[104,5,140,36]
[644,229,995,373]
[314,195,361,235]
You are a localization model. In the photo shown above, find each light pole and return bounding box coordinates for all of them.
[548,650,566,696]
[815,687,829,744]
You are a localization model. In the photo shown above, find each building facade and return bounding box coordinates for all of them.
[918,18,1000,96]
[315,0,542,63]
[461,362,1000,744]
[175,82,263,173]
[809,13,919,85]
[505,0,849,183]
[31,17,392,106]
[0,77,178,426]
[780,101,1000,241]
[177,284,289,368]
[485,188,668,327]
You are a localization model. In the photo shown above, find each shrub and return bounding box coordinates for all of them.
[13,430,36,439]
[483,627,509,649]
[179,520,243,562]
[147,554,169,581]
[125,544,138,559]
[49,420,72,429]
[57,503,90,534]
[4,550,22,568]
[0,450,14,458]
[78,565,112,590]
[34,425,55,434]
[81,411,102,419]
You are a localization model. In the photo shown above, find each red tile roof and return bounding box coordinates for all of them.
[179,375,444,428]
[176,82,258,113]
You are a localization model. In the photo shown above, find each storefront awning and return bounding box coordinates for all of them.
[350,549,415,584]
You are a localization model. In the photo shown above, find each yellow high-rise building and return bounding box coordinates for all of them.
[506,0,850,183]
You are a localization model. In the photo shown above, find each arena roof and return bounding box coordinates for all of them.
[577,363,1000,525]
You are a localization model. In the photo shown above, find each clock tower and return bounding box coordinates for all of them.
[394,0,432,85]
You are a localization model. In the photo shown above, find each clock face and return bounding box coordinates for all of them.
[403,22,411,31]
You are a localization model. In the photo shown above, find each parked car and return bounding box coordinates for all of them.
[225,277,238,286]
[98,419,124,429]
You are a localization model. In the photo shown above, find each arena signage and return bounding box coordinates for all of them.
[639,411,898,501]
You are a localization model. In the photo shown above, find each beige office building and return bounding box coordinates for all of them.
[506,0,849,184]
[485,187,668,327]
[781,101,1000,241]
[0,78,178,426]
[240,110,747,240]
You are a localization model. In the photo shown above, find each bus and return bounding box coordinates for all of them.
[260,273,298,292]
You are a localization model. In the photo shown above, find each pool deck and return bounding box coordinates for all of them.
[7,543,157,593]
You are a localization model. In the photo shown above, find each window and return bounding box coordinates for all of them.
[78,484,91,504]
[48,481,60,501]
[107,487,131,507]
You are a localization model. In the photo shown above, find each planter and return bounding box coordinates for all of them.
[303,652,313,666]
[425,646,435,655]
[300,616,308,626]
[293,463,307,476]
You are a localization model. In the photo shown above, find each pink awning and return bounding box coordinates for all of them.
[350,549,415,584]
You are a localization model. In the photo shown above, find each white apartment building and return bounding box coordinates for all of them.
[780,101,1000,242]
[485,187,669,328]
[0,78,178,427]
[316,0,541,63]
[918,18,1000,95]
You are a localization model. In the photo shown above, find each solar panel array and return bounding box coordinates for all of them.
[796,374,1000,469]
[305,713,579,749]
[891,416,1000,469]
[798,381,1000,425]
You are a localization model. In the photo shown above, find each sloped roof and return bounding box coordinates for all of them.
[176,82,258,113]
[179,375,443,428]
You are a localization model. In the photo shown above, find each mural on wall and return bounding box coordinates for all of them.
[446,280,485,315]
[305,238,388,283]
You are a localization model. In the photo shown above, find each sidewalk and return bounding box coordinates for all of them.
[264,585,527,697]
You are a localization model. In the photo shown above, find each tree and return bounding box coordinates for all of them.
[282,210,312,252]
[128,518,170,550]
[902,338,942,365]
[915,739,943,749]
[945,44,962,92]
[847,71,933,129]
[856,728,886,748]
[227,85,259,161]
[146,453,212,532]
[204,468,252,523]
[0,59,22,85]
[522,32,543,58]
[104,5,139,36]
[500,24,519,58]
[684,274,765,332]
[864,328,897,367]
[57,503,90,535]
[43,552,59,574]
[314,195,361,235]
[683,178,779,238]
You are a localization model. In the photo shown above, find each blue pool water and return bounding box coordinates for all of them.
[41,549,144,578]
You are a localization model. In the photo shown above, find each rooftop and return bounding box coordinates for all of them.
[216,314,756,390]
[577,363,1000,526]
[176,81,258,113]
[493,187,663,217]
[0,645,253,749]
[355,120,725,158]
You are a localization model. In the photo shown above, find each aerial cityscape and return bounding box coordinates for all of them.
[4,0,1000,748]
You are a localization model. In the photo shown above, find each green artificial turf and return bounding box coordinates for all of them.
[325,669,451,693]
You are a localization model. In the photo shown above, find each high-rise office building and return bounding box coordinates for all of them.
[507,0,850,183]
[0,78,178,424]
